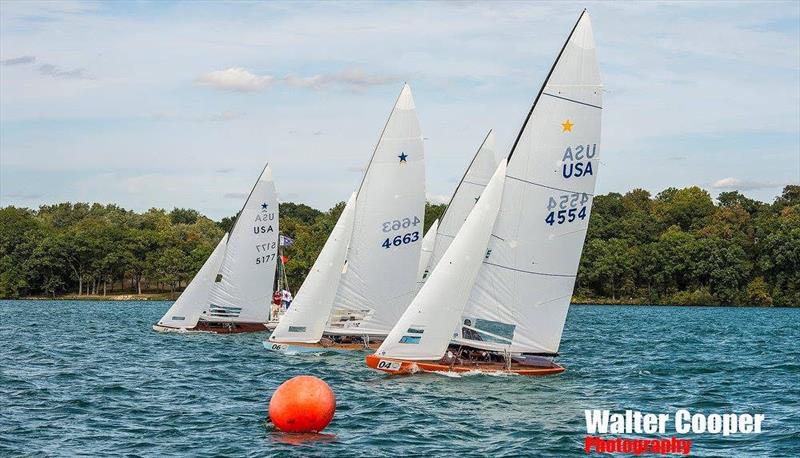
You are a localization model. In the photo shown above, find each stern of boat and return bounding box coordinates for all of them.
[263,341,291,352]
[365,354,418,374]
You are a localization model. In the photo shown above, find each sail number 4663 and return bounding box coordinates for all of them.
[382,216,421,232]
[381,231,419,249]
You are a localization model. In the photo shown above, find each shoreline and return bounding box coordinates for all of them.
[18,293,176,302]
[6,294,793,307]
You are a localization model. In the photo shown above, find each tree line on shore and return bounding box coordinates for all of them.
[0,185,797,306]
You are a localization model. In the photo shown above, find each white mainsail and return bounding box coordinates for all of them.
[420,130,498,285]
[376,160,507,360]
[208,164,279,323]
[415,219,439,284]
[270,193,357,343]
[155,234,228,329]
[460,11,602,355]
[330,83,426,335]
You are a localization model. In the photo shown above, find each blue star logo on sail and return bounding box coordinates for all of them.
[398,152,408,163]
[261,203,269,210]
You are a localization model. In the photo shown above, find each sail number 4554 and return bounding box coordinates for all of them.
[545,192,589,226]
[381,231,419,249]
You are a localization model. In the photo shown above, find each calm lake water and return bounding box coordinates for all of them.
[1,301,798,457]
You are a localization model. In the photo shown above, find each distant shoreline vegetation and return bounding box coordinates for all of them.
[1,185,798,307]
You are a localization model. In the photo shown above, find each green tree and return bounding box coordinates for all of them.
[653,186,715,231]
[169,208,200,225]
[424,202,446,233]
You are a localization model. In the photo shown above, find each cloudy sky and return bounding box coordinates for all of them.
[1,1,798,219]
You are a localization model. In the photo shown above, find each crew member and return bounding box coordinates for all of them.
[271,291,282,320]
[281,289,293,310]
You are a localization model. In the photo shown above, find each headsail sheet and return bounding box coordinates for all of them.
[208,164,279,323]
[270,193,357,343]
[461,11,602,354]
[156,234,228,329]
[376,160,507,360]
[415,219,439,285]
[331,84,426,335]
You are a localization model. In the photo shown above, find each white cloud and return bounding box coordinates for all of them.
[150,110,245,122]
[38,63,92,79]
[196,67,274,92]
[1,55,35,66]
[284,68,397,90]
[4,191,44,200]
[199,67,397,92]
[284,74,325,89]
[711,177,783,191]
[223,192,249,199]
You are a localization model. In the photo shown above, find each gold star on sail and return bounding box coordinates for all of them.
[561,119,574,132]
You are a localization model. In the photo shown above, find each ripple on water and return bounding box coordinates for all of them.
[1,301,798,457]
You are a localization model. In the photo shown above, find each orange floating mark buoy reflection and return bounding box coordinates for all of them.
[269,375,336,433]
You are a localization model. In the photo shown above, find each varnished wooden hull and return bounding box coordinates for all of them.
[264,340,381,353]
[152,321,269,334]
[365,354,565,376]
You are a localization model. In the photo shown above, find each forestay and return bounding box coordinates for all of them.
[208,164,279,323]
[155,234,228,329]
[270,193,357,343]
[331,84,426,335]
[460,11,602,355]
[426,129,498,280]
[376,160,507,360]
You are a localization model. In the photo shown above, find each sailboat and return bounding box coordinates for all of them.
[416,130,498,287]
[153,164,280,333]
[366,10,602,375]
[266,84,426,352]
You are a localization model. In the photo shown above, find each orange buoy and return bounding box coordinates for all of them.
[269,375,336,433]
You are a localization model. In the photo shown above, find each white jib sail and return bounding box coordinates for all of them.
[460,11,602,355]
[376,160,507,360]
[425,129,498,280]
[330,84,426,335]
[269,193,357,343]
[415,219,439,284]
[156,234,228,329]
[208,164,279,323]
